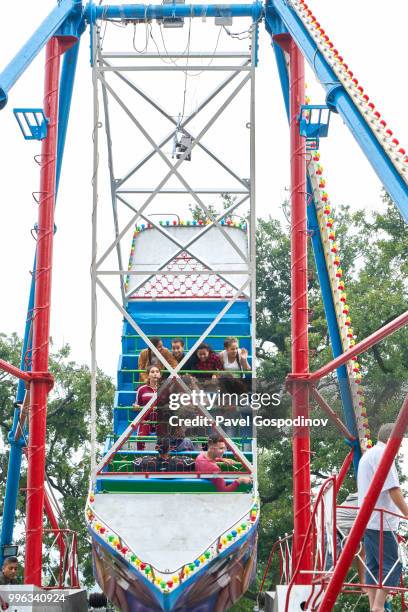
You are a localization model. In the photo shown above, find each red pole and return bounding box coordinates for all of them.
[318,394,408,609]
[310,310,408,382]
[25,38,61,586]
[289,38,311,581]
[335,447,354,495]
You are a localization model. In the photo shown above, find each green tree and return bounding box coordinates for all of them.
[234,196,408,609]
[0,335,115,585]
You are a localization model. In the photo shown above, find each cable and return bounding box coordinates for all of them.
[132,22,149,53]
[222,16,262,41]
[180,18,192,120]
[175,25,222,80]
[158,15,192,63]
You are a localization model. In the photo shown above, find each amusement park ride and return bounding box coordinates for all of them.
[0,0,407,610]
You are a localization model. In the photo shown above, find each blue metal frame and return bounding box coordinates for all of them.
[307,195,361,472]
[299,104,331,150]
[0,34,81,565]
[0,0,406,569]
[267,0,408,223]
[0,0,82,109]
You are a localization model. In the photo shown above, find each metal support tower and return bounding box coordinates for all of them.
[89,22,258,482]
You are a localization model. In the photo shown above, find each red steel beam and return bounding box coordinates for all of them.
[288,37,312,581]
[43,489,66,561]
[310,310,408,382]
[335,447,354,495]
[0,358,31,382]
[318,393,408,609]
[25,37,62,587]
[310,386,356,442]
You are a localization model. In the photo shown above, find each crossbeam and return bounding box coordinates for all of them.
[88,3,263,21]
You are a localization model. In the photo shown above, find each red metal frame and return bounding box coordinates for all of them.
[42,529,79,589]
[0,359,32,382]
[318,393,408,609]
[310,386,356,443]
[260,446,408,609]
[24,37,62,586]
[288,36,312,581]
[309,310,408,382]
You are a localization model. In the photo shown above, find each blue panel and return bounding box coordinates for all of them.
[113,300,252,437]
[126,300,250,336]
[266,2,408,222]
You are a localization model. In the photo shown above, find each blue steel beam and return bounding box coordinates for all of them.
[266,1,408,223]
[56,40,80,187]
[267,24,361,470]
[87,2,263,21]
[0,0,81,109]
[307,197,361,472]
[0,39,81,562]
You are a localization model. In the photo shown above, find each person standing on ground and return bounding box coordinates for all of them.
[357,423,408,612]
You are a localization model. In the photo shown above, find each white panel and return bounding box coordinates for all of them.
[94,492,253,571]
[127,225,249,298]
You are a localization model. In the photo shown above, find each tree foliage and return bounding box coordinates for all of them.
[243,193,408,609]
[0,338,114,585]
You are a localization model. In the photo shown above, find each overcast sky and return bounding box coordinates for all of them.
[0,0,406,379]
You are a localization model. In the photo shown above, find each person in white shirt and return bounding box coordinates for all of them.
[219,337,250,378]
[357,423,408,612]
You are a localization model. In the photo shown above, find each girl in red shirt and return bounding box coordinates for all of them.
[133,365,161,449]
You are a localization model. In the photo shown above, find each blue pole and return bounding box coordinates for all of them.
[56,40,80,188]
[0,0,77,109]
[0,37,80,562]
[307,197,361,472]
[88,2,263,21]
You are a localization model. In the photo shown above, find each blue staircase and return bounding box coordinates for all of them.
[114,299,252,436]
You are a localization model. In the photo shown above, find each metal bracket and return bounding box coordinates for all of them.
[299,104,331,151]
[13,108,48,141]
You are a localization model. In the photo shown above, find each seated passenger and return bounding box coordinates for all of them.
[170,426,195,451]
[191,343,223,379]
[138,337,178,383]
[133,365,161,450]
[171,337,196,372]
[219,337,250,377]
[195,433,251,492]
[156,438,195,472]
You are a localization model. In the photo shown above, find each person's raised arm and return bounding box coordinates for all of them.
[389,487,408,519]
[240,347,251,370]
